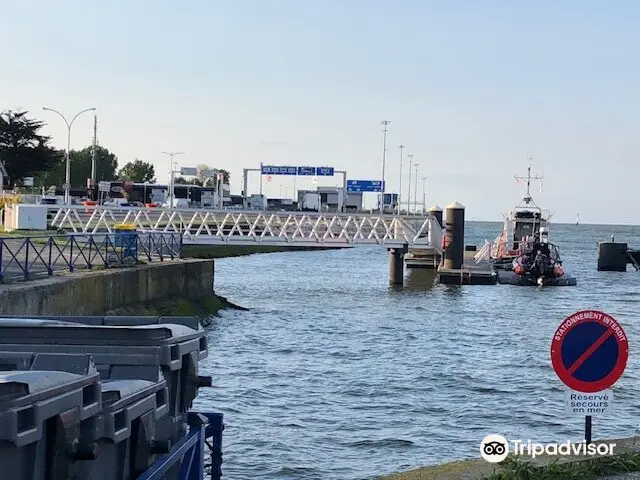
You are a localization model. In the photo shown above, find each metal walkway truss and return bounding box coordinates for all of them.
[50,207,443,250]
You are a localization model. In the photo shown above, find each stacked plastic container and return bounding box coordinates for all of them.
[0,316,213,480]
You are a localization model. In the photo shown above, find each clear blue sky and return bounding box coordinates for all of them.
[2,0,638,223]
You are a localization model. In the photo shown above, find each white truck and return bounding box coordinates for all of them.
[300,192,320,211]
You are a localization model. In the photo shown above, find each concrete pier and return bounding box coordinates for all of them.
[0,259,216,316]
[388,244,409,285]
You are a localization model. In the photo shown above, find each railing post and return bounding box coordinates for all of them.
[184,414,206,480]
[0,239,4,282]
[69,236,74,272]
[204,413,224,480]
[48,237,54,276]
[87,236,93,269]
[23,238,30,281]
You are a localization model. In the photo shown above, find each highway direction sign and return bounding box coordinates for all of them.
[297,166,316,176]
[261,165,297,175]
[551,310,628,393]
[262,165,335,176]
[316,167,334,176]
[346,180,384,192]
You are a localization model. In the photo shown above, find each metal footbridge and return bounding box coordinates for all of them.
[49,206,443,250]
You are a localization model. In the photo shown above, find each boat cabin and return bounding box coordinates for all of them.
[508,208,548,251]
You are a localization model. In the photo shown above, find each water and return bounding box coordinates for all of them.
[194,221,640,480]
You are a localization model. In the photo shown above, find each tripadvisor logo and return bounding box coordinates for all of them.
[480,435,616,462]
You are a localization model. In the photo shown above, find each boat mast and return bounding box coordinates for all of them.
[514,163,543,205]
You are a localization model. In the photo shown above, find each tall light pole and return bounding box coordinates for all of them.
[407,154,413,213]
[380,120,390,212]
[42,106,96,205]
[398,144,404,215]
[421,176,427,214]
[413,163,419,214]
[161,151,185,207]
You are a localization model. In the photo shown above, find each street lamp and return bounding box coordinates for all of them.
[380,120,390,213]
[398,145,404,215]
[161,151,185,208]
[413,163,419,214]
[407,154,413,213]
[421,177,427,214]
[42,106,96,205]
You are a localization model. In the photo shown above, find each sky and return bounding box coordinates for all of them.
[1,0,639,223]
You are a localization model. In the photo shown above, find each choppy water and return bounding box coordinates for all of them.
[194,221,640,480]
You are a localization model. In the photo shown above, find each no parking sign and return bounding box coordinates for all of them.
[551,310,628,442]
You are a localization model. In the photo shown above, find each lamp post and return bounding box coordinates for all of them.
[42,106,96,205]
[160,151,185,207]
[413,163,419,214]
[407,154,413,214]
[398,145,404,215]
[380,120,390,213]
[421,176,427,214]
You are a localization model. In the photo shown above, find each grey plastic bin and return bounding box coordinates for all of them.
[76,379,170,480]
[0,320,210,443]
[0,315,203,331]
[0,366,101,480]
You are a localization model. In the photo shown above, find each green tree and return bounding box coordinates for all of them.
[174,176,201,185]
[39,145,118,188]
[118,159,156,183]
[0,109,62,186]
[196,164,230,184]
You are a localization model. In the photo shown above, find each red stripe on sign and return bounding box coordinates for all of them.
[567,330,613,375]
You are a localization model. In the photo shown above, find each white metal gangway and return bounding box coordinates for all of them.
[49,206,443,250]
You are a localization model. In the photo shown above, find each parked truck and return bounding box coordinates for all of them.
[300,192,320,211]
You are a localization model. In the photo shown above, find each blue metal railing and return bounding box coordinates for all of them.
[0,232,183,282]
[138,412,224,480]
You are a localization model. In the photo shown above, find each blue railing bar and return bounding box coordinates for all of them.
[136,425,201,480]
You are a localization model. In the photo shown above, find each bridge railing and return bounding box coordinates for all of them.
[48,206,444,249]
[0,231,182,283]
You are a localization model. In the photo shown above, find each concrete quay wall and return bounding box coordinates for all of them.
[0,259,215,316]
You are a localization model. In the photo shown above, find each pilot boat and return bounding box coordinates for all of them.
[488,166,552,270]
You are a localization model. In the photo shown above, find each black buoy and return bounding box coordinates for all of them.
[597,242,628,271]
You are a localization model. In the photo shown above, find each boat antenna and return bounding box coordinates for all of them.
[514,162,543,205]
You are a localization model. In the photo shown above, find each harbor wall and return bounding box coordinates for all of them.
[0,259,215,316]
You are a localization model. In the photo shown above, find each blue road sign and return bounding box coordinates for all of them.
[346,180,385,193]
[261,165,335,176]
[261,165,297,175]
[297,166,316,176]
[551,310,629,393]
[316,167,334,176]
